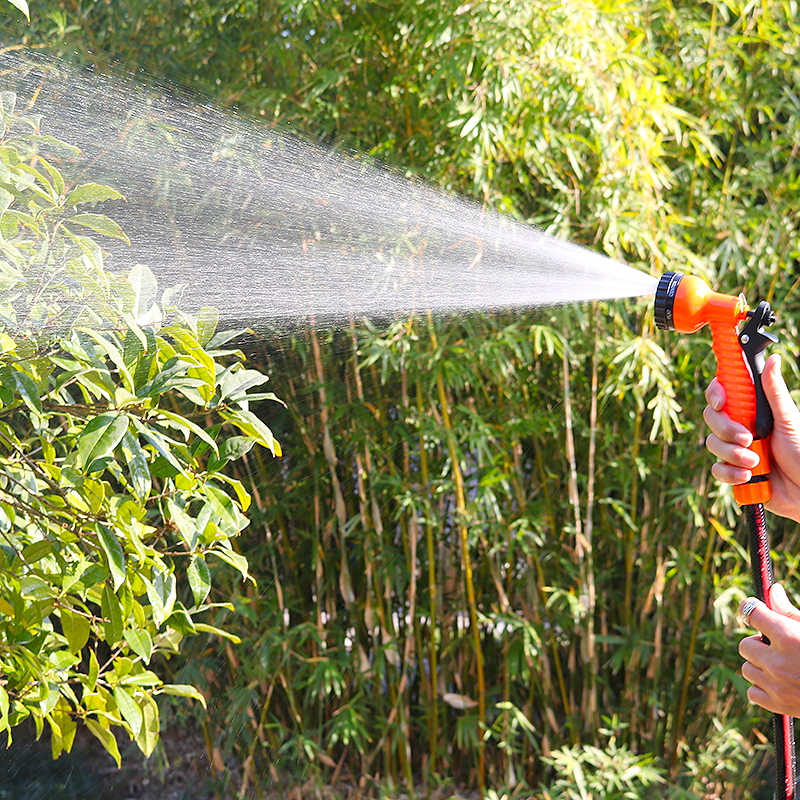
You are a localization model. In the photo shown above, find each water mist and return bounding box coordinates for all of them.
[1,49,658,328]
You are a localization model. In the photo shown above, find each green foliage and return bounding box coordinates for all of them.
[2,0,29,21]
[0,93,281,763]
[541,727,667,800]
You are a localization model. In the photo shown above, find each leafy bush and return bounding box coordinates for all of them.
[541,729,666,800]
[0,91,281,762]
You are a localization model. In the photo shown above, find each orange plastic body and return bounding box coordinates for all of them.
[672,275,772,505]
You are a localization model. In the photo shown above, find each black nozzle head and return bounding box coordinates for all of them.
[654,271,685,331]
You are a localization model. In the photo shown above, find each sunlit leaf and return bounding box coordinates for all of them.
[77,412,129,471]
[65,183,125,206]
[60,608,91,654]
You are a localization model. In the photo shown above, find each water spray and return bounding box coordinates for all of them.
[654,271,796,800]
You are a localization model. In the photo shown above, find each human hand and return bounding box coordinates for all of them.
[739,584,800,716]
[704,353,800,522]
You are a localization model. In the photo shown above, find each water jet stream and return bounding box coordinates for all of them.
[2,49,658,328]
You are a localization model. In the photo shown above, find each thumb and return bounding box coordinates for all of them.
[762,354,800,430]
[768,583,800,622]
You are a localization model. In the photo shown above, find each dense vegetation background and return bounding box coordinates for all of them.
[2,0,800,797]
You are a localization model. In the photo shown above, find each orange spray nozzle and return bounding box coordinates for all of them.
[654,271,749,333]
[654,272,778,506]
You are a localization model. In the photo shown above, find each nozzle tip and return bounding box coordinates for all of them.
[654,272,684,331]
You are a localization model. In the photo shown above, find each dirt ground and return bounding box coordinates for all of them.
[0,721,480,800]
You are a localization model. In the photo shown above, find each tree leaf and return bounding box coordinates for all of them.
[97,525,126,591]
[193,623,242,644]
[128,265,160,322]
[78,328,135,392]
[6,0,29,20]
[166,498,197,549]
[156,683,207,709]
[77,412,129,471]
[206,436,254,472]
[101,583,124,646]
[87,649,100,692]
[208,547,251,582]
[0,685,10,734]
[134,693,160,758]
[131,417,187,475]
[219,408,282,457]
[157,408,219,455]
[86,718,122,767]
[113,686,143,737]
[187,555,211,605]
[47,714,64,760]
[60,608,91,654]
[218,367,270,403]
[121,430,151,501]
[195,307,220,346]
[65,213,131,243]
[22,540,53,563]
[123,628,153,663]
[65,183,125,206]
[12,368,42,413]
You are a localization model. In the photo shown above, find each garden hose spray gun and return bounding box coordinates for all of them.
[654,271,796,799]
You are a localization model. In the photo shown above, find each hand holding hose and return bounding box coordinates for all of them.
[739,584,800,717]
[705,354,800,523]
[658,272,797,795]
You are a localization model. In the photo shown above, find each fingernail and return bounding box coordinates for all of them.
[740,449,760,468]
[709,387,724,411]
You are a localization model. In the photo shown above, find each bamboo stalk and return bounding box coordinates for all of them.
[669,521,717,772]
[582,319,599,730]
[435,365,486,794]
[417,376,440,778]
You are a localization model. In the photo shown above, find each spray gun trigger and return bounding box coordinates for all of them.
[739,300,778,440]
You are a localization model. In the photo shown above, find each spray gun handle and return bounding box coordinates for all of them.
[711,300,777,506]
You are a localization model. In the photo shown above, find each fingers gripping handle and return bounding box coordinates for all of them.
[711,301,777,505]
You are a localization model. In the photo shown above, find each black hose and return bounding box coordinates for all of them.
[745,502,797,799]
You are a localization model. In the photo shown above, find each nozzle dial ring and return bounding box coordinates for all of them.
[654,271,684,331]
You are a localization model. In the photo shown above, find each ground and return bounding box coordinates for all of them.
[0,722,480,800]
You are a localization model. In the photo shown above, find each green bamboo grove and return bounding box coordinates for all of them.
[165,301,796,797]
